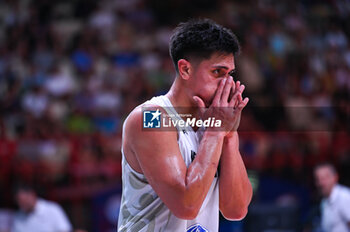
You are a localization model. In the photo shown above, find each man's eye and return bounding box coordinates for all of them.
[213,69,226,76]
[213,69,220,74]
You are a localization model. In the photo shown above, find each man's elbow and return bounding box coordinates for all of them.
[221,206,248,221]
[172,205,200,220]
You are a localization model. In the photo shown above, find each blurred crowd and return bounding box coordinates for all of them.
[0,0,349,230]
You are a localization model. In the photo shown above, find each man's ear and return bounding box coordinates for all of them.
[177,59,192,80]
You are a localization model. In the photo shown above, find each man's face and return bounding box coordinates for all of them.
[314,166,338,197]
[16,190,36,213]
[188,53,235,107]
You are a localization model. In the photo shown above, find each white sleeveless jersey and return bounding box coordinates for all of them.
[118,95,219,232]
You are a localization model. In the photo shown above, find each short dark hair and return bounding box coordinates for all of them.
[314,162,337,175]
[169,18,240,73]
[14,182,37,195]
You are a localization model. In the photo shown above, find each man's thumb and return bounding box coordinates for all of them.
[193,96,206,108]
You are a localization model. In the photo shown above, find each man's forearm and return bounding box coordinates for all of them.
[183,131,225,212]
[219,132,252,219]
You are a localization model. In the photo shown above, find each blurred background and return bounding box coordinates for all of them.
[0,0,349,231]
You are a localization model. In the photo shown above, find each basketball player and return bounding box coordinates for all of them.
[118,19,252,232]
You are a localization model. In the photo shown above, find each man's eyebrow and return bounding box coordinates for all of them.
[212,65,229,69]
[212,66,236,73]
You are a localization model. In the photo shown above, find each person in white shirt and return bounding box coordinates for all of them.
[12,184,72,232]
[118,19,252,231]
[314,163,350,232]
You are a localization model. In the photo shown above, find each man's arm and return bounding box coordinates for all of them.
[193,77,252,220]
[215,79,252,220]
[124,78,240,220]
[219,132,252,220]
[124,107,225,220]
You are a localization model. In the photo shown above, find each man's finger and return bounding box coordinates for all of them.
[212,78,226,106]
[238,84,245,94]
[221,76,233,104]
[236,97,249,110]
[229,81,240,107]
[229,84,245,107]
[228,79,236,102]
[236,81,240,92]
[193,96,206,115]
[235,94,243,108]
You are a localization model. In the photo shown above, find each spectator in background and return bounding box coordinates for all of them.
[314,163,350,232]
[12,184,72,232]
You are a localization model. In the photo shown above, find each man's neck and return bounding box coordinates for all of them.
[24,198,38,214]
[165,77,197,116]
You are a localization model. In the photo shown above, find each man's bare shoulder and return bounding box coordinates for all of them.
[123,104,178,148]
[122,103,180,173]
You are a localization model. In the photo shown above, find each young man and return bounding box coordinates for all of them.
[314,163,350,232]
[12,184,72,232]
[118,19,252,232]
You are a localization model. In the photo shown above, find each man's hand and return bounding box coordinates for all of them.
[227,79,248,137]
[192,76,252,220]
[193,76,248,136]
